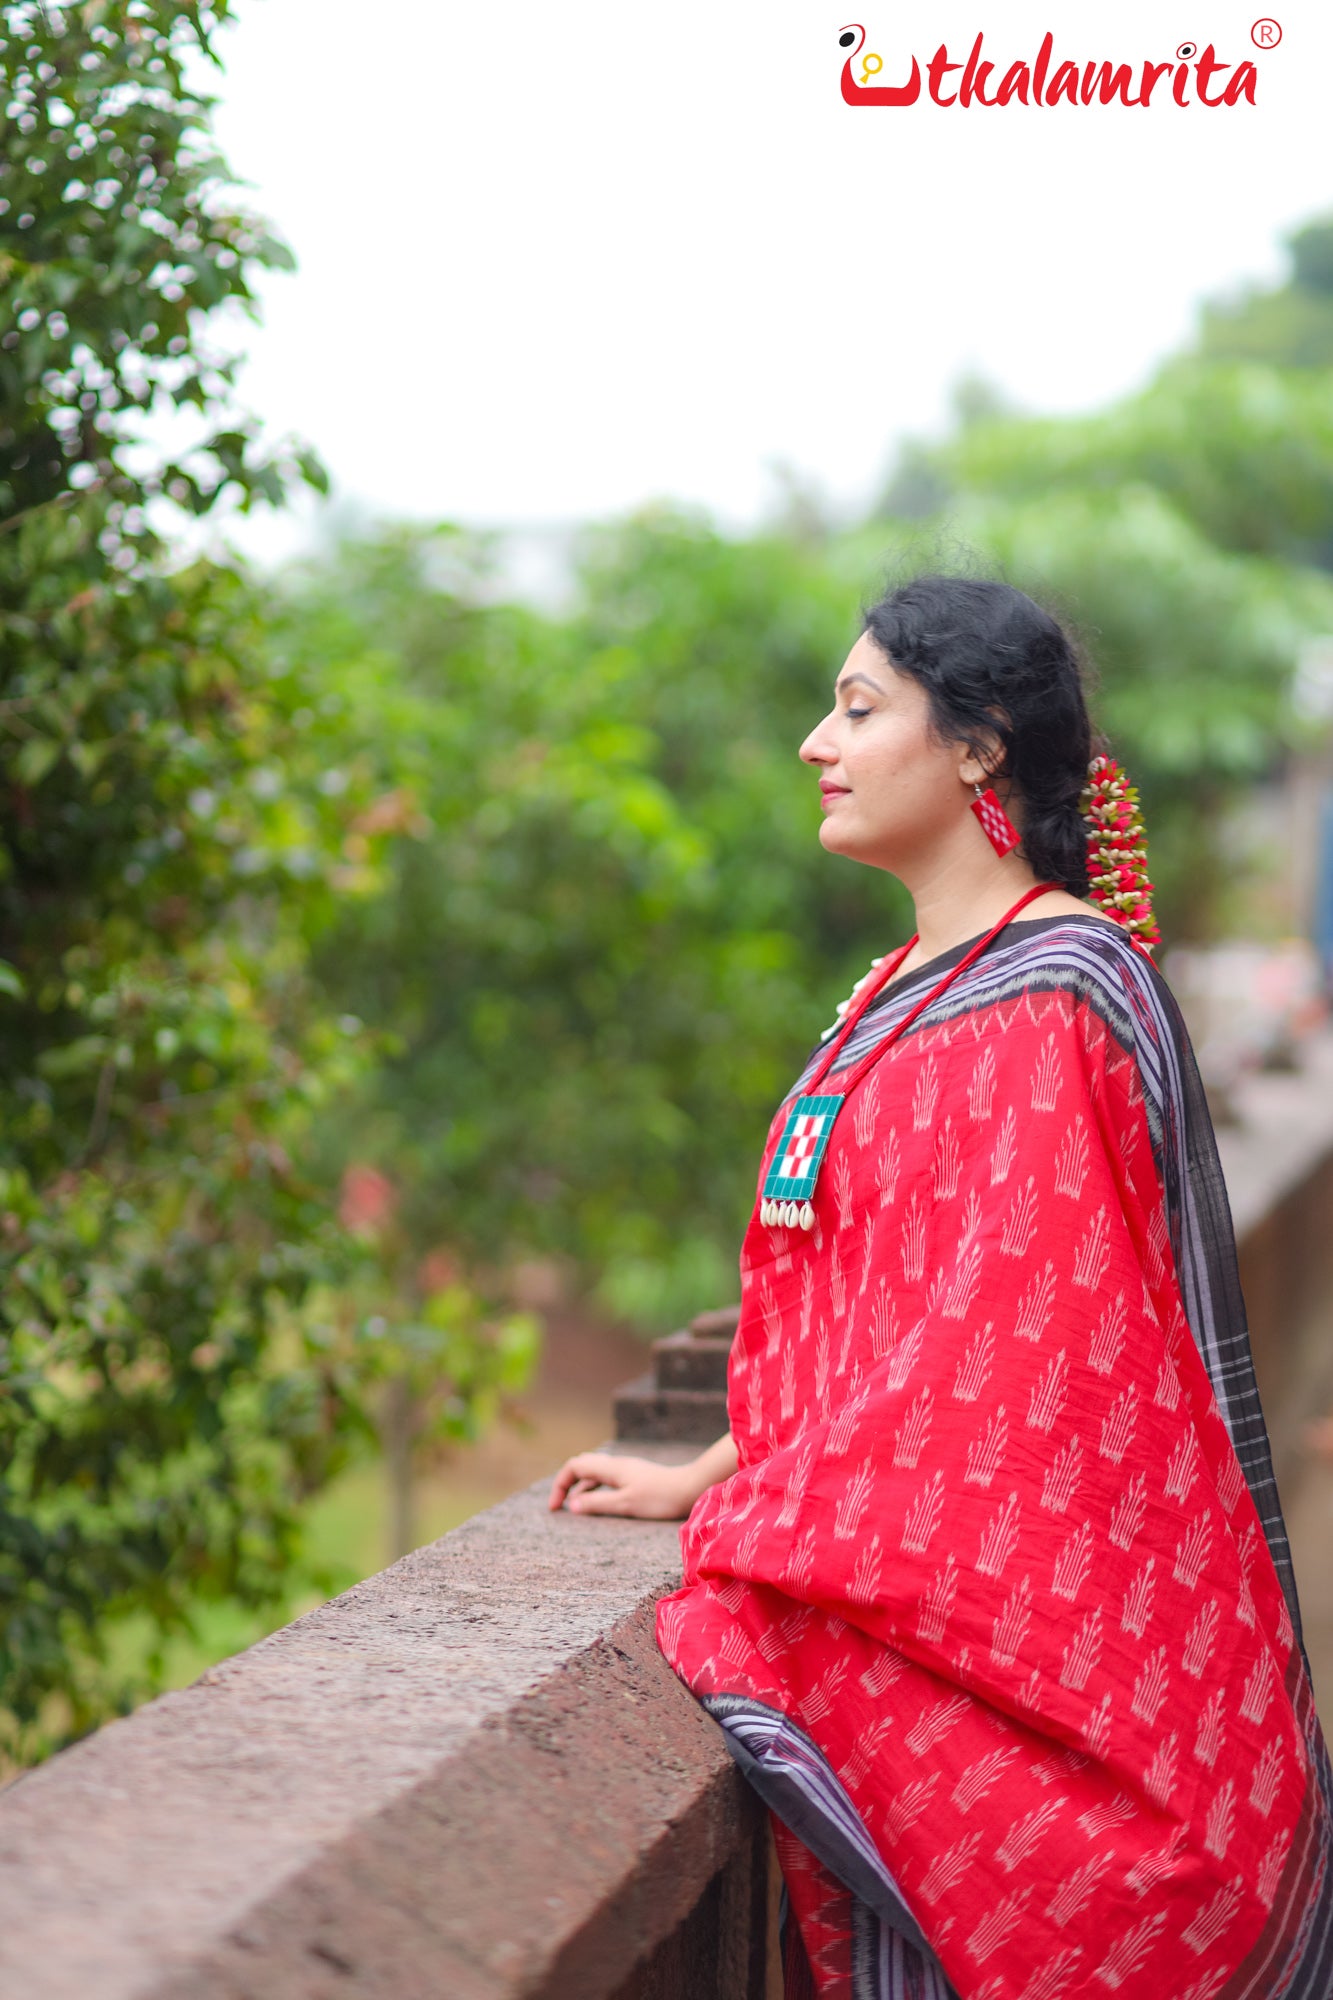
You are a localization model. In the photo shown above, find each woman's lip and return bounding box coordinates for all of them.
[820,787,850,811]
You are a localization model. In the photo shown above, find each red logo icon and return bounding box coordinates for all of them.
[1251,18,1282,47]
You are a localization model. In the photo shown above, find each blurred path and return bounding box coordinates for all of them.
[1286,1462,1333,1714]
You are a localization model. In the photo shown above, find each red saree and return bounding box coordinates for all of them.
[657,915,1333,2000]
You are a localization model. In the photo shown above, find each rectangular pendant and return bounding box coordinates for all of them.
[762,1093,843,1205]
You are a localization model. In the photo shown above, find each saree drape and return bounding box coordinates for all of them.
[657,915,1333,2000]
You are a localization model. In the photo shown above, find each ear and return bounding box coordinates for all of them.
[957,712,1010,792]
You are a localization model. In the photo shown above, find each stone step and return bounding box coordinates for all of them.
[612,1373,730,1446]
[651,1328,733,1392]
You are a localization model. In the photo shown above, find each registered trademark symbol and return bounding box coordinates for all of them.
[1251,17,1282,47]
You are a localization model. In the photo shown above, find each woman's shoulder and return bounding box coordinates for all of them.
[1000,912,1179,1045]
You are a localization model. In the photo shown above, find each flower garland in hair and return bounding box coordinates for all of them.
[1081,754,1160,950]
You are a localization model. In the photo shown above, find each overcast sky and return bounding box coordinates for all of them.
[202,0,1333,562]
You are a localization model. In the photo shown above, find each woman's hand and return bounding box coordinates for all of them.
[548,1434,739,1521]
[548,1452,698,1519]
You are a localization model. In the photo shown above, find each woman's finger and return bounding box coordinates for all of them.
[549,1453,622,1509]
[568,1481,637,1516]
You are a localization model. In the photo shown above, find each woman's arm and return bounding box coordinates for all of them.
[548,1431,738,1520]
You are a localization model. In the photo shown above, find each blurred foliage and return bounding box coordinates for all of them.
[1199,214,1333,371]
[265,521,910,1331]
[0,2,534,1759]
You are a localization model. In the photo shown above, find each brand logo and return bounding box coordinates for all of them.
[838,22,1271,108]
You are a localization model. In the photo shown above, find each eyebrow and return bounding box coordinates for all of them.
[835,671,886,696]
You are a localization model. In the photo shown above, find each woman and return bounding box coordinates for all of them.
[550,576,1333,1999]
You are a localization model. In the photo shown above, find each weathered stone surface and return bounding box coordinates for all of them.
[0,1481,764,2000]
[650,1329,732,1392]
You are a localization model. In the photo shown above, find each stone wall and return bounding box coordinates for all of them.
[0,1482,777,2000]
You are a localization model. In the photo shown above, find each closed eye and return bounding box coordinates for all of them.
[845,707,871,720]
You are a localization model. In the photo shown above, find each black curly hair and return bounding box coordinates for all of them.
[861,574,1095,896]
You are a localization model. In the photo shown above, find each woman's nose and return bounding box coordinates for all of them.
[799,711,838,765]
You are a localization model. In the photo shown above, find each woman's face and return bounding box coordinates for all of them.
[799,634,981,876]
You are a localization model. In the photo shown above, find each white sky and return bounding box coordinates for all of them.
[203,0,1333,562]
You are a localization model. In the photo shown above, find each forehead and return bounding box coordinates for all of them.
[836,632,898,692]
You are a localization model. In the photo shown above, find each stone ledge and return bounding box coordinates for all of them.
[0,1481,765,2000]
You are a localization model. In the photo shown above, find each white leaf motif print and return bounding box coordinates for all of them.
[893,1386,934,1469]
[943,1241,986,1319]
[876,1127,901,1208]
[886,1315,926,1392]
[852,1068,881,1150]
[905,1691,970,1756]
[969,1044,997,1121]
[1093,1912,1167,1988]
[1072,1206,1112,1289]
[920,1830,984,1904]
[1014,1261,1057,1342]
[1153,1352,1182,1411]
[900,1188,926,1285]
[830,1235,847,1321]
[1040,1433,1084,1515]
[804,1657,850,1723]
[991,1574,1034,1668]
[912,1054,941,1130]
[1001,1176,1040,1258]
[834,1149,854,1233]
[1046,1850,1115,1927]
[1203,1779,1237,1860]
[1058,1606,1105,1691]
[777,1441,818,1529]
[844,1714,897,1789]
[1031,1033,1064,1113]
[1182,1599,1220,1678]
[1250,1736,1285,1816]
[1108,1472,1147,1550]
[901,1470,946,1554]
[884,1771,940,1838]
[996,1796,1065,1873]
[1216,1450,1245,1514]
[1051,1520,1095,1602]
[1143,1732,1180,1809]
[1026,1348,1070,1433]
[1124,1826,1186,1898]
[1084,1692,1114,1759]
[966,1887,1033,1964]
[1099,1381,1140,1464]
[1130,1645,1170,1725]
[1119,1558,1156,1638]
[976,1492,1022,1578]
[827,1381,871,1457]
[952,1745,1020,1813]
[859,1646,905,1697]
[1053,1115,1091,1199]
[849,1535,885,1608]
[868,1276,898,1361]
[1163,1430,1201,1502]
[1193,1690,1227,1771]
[783,1524,819,1592]
[953,1322,996,1401]
[1088,1292,1127,1376]
[990,1103,1018,1185]
[916,1552,959,1644]
[933,1117,962,1201]
[1076,1792,1135,1839]
[964,1406,1009,1488]
[1181,1880,1244,1956]
[1172,1510,1214,1590]
[833,1462,875,1540]
[1015,1947,1085,2000]
[1239,1651,1278,1726]
[1257,1830,1292,1913]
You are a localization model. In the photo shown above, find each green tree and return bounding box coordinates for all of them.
[264,518,912,1331]
[0,0,526,1757]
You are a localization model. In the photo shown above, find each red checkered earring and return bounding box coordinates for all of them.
[970,781,1021,857]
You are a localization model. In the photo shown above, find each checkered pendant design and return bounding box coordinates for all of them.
[760,1094,843,1230]
[971,785,1021,857]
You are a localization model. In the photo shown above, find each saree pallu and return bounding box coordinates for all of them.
[657,916,1333,2000]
